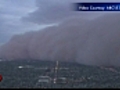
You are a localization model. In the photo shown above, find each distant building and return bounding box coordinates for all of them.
[18,66,24,69]
[38,76,51,83]
[56,77,67,84]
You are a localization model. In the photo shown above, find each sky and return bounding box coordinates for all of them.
[0,0,120,45]
[1,0,120,66]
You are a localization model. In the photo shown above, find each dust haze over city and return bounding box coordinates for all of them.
[0,0,120,66]
[1,0,120,88]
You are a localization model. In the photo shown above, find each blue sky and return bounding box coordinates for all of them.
[0,0,50,45]
[0,0,119,45]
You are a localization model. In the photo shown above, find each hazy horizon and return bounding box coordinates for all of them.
[1,0,120,67]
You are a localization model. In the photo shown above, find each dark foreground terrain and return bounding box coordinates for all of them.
[0,60,120,88]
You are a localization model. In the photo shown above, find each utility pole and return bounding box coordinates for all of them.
[53,60,59,84]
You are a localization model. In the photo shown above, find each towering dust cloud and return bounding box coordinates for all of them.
[0,14,120,66]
